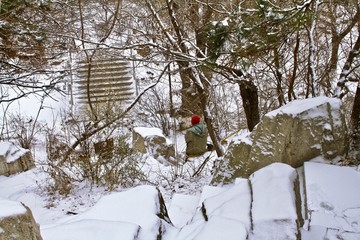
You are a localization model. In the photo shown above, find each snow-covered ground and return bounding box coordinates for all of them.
[1,96,360,239]
[1,143,360,239]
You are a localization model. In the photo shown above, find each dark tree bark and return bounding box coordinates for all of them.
[319,6,360,96]
[350,82,360,155]
[238,80,260,131]
[178,67,202,116]
[273,49,286,106]
[288,32,300,101]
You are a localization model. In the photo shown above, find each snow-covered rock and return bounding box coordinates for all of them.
[132,127,175,164]
[213,96,347,183]
[0,141,35,176]
[42,219,140,240]
[0,198,43,240]
[249,163,301,240]
[168,193,199,228]
[171,179,251,240]
[302,162,360,239]
[211,131,252,184]
[41,185,172,240]
[3,158,360,240]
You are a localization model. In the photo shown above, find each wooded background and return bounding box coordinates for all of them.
[1,0,359,161]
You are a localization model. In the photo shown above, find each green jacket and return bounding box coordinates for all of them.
[185,123,208,156]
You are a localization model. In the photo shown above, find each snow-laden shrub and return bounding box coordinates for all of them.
[43,108,146,196]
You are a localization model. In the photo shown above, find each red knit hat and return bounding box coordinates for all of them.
[191,115,201,125]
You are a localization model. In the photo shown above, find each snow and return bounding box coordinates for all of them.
[41,185,165,240]
[168,193,199,228]
[304,162,360,213]
[304,162,360,234]
[0,198,27,219]
[203,178,252,231]
[42,219,140,240]
[191,216,247,240]
[1,143,360,239]
[250,163,297,221]
[266,96,341,119]
[250,163,298,240]
[58,186,161,228]
[0,97,360,239]
[134,127,173,145]
[230,129,252,145]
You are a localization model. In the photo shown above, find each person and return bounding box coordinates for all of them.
[185,115,208,157]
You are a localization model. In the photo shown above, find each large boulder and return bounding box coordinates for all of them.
[132,127,175,163]
[0,198,43,240]
[0,142,35,176]
[212,97,347,184]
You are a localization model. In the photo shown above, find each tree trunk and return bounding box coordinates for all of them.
[350,81,360,158]
[238,80,260,131]
[178,66,202,116]
[288,32,300,101]
[273,48,286,106]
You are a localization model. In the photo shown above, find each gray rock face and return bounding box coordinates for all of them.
[0,199,43,240]
[0,142,35,176]
[212,97,347,184]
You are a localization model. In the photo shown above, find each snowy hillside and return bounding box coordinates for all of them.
[0,97,359,240]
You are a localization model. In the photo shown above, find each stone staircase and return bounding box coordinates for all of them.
[75,59,134,105]
[167,162,360,240]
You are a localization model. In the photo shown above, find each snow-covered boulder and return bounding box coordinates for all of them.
[42,220,140,240]
[41,185,172,240]
[302,162,360,239]
[212,97,347,183]
[132,127,175,164]
[0,142,35,176]
[249,163,301,240]
[0,198,43,240]
[168,193,199,228]
[211,131,252,184]
[171,180,251,240]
